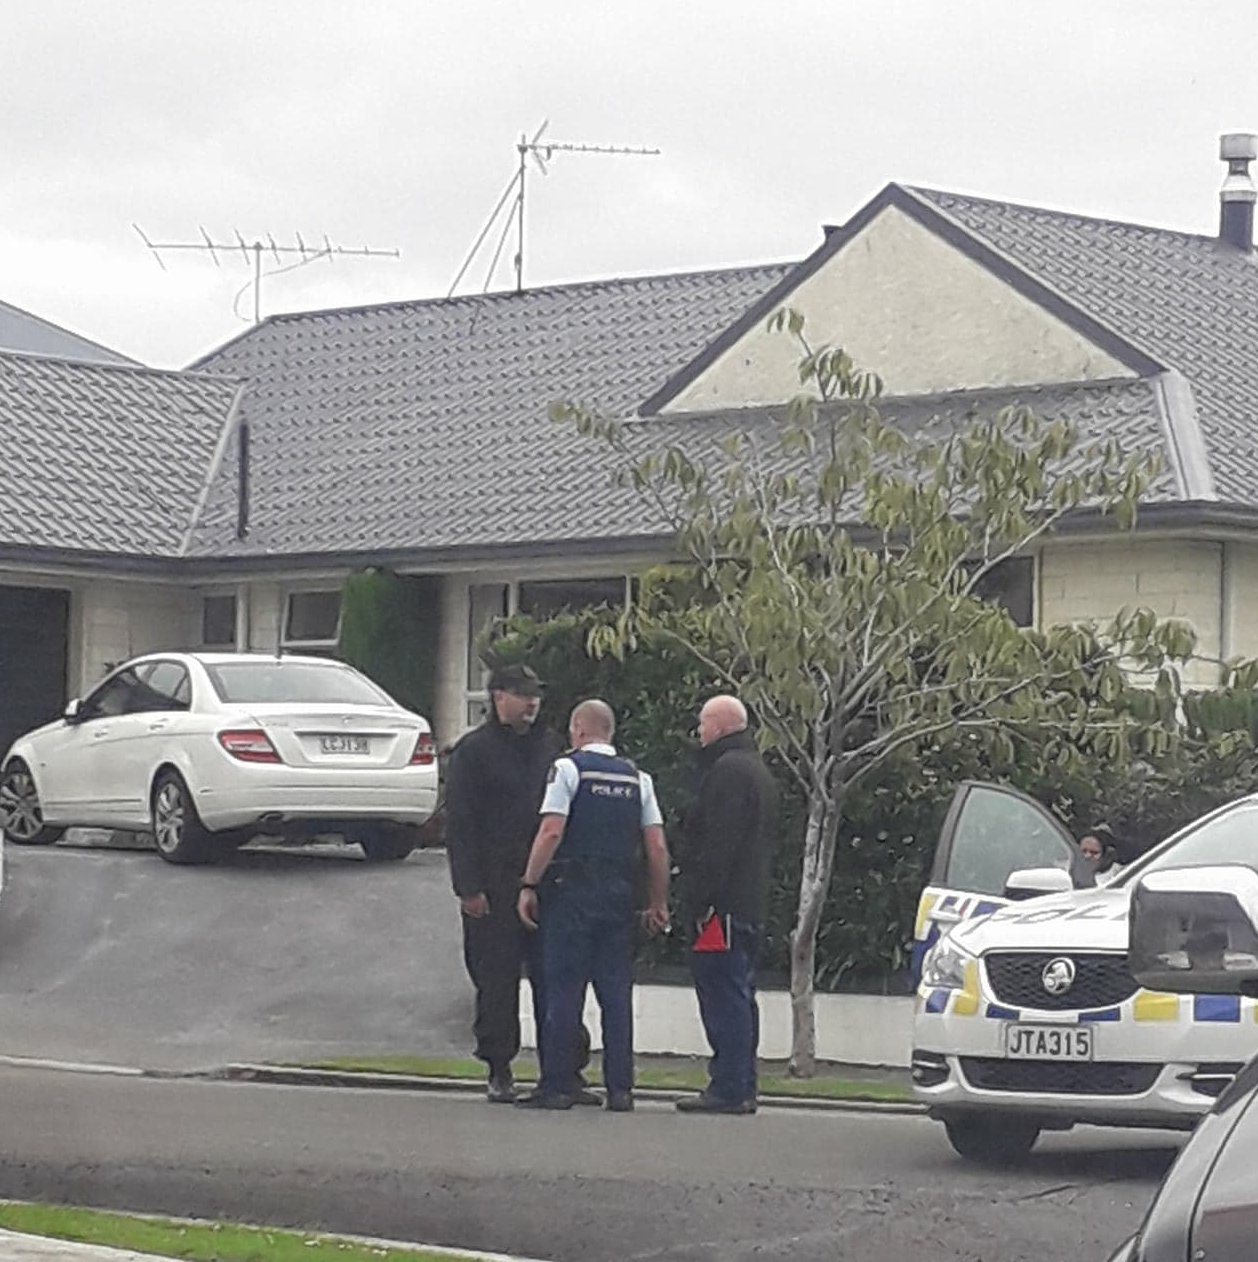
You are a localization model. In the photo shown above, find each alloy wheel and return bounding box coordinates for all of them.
[1,767,44,841]
[153,780,186,855]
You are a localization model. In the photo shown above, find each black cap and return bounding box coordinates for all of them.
[487,664,544,697]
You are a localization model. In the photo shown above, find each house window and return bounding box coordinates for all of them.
[467,583,510,691]
[517,576,629,620]
[972,558,1035,628]
[201,595,237,649]
[461,574,631,731]
[284,589,343,648]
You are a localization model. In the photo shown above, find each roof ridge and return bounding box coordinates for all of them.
[0,345,241,386]
[907,183,1226,249]
[641,374,1154,424]
[222,259,796,329]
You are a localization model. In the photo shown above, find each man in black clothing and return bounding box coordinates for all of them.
[445,664,591,1104]
[677,694,778,1116]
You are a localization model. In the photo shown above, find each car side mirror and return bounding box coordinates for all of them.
[1003,866,1074,901]
[1129,865,1258,996]
[63,699,82,725]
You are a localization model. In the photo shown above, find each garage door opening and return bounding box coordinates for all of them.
[0,586,69,756]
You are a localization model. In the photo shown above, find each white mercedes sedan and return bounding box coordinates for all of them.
[0,652,439,865]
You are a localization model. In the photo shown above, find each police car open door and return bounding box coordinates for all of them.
[911,781,1078,982]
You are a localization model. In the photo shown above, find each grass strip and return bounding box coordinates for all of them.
[0,1202,467,1262]
[302,1055,912,1103]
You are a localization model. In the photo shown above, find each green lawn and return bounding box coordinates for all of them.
[0,1202,471,1262]
[301,1054,912,1103]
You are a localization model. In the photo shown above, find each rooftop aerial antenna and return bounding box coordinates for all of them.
[133,226,401,324]
[448,120,660,298]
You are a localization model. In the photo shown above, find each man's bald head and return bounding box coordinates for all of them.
[698,694,748,747]
[569,698,616,746]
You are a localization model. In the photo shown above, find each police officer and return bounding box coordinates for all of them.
[445,664,593,1105]
[516,699,670,1112]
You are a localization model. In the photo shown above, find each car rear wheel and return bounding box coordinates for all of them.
[0,762,65,846]
[152,772,216,865]
[358,825,417,863]
[943,1115,1040,1164]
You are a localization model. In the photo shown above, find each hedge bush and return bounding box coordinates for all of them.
[485,607,1258,993]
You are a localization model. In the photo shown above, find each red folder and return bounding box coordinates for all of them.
[693,912,731,953]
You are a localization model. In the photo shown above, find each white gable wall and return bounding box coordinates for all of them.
[664,205,1134,412]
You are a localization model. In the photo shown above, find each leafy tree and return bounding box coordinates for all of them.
[554,314,1197,1074]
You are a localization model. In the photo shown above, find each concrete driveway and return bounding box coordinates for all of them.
[0,838,472,1070]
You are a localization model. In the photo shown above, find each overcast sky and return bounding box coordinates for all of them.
[3,0,1256,368]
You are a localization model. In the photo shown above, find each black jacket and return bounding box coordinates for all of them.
[444,716,562,899]
[682,729,778,926]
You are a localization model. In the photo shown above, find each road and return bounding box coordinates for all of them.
[0,1065,1172,1262]
[0,840,471,1069]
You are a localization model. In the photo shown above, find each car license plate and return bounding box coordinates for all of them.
[318,735,370,755]
[1004,1023,1093,1061]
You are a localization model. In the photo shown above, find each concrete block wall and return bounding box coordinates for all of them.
[76,580,199,692]
[1040,539,1223,687]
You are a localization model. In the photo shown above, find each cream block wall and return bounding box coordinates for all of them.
[665,204,1132,412]
[76,580,199,692]
[1223,542,1258,664]
[1040,539,1223,687]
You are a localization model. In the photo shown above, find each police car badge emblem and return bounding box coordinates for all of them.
[1041,957,1076,996]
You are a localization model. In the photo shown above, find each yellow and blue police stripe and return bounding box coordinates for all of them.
[911,891,1003,983]
[919,983,1255,1024]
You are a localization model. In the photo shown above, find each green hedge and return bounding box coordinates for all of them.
[486,607,1258,993]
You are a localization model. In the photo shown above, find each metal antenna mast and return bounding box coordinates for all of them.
[133,227,400,324]
[449,120,660,297]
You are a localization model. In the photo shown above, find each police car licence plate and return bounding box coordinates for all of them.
[1004,1023,1093,1061]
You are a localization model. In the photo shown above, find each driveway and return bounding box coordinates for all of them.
[0,839,471,1070]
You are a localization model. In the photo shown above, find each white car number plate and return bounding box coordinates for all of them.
[1004,1023,1093,1061]
[318,735,370,755]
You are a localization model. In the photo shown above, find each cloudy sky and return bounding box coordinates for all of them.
[3,0,1255,368]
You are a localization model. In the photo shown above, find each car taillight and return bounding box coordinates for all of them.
[410,731,436,766]
[218,729,282,764]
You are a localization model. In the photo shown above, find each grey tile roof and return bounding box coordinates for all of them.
[187,266,793,557]
[0,299,139,367]
[0,352,240,556]
[908,186,1258,502]
[598,376,1180,538]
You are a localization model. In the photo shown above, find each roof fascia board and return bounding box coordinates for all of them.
[641,183,1166,415]
[1149,370,1216,501]
[899,186,1166,378]
[179,382,249,556]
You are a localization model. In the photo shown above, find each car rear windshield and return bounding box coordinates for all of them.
[204,660,390,707]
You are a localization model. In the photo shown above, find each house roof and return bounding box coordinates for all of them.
[0,298,140,368]
[0,351,241,558]
[185,265,793,559]
[904,185,1258,502]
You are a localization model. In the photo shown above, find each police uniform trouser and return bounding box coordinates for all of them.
[462,879,590,1075]
[539,879,635,1097]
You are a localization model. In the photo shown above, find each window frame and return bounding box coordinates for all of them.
[462,573,633,729]
[200,592,239,650]
[281,587,344,650]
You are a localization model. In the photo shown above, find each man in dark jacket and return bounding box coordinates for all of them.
[445,664,591,1104]
[677,694,778,1115]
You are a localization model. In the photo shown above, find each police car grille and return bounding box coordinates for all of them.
[984,952,1138,1011]
[959,1058,1161,1096]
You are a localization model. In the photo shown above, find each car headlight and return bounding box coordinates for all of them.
[921,938,976,991]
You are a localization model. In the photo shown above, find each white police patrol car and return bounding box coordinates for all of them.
[912,782,1258,1162]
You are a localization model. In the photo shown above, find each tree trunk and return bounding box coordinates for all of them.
[788,789,842,1077]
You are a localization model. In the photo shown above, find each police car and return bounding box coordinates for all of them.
[912,782,1258,1162]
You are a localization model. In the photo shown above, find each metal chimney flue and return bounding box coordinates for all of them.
[1219,132,1257,249]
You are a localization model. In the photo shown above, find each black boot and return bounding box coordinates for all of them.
[675,1091,756,1115]
[486,1066,516,1104]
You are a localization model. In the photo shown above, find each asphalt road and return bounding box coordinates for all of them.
[0,839,471,1069]
[0,1065,1172,1262]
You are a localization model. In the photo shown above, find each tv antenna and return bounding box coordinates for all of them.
[448,119,660,298]
[133,226,401,324]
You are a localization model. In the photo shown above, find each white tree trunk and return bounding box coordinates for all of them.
[788,789,842,1077]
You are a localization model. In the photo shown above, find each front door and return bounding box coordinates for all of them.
[910,781,1079,981]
